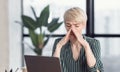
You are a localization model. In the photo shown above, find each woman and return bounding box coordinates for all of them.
[52,7,104,72]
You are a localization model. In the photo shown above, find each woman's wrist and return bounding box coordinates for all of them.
[77,39,89,49]
[56,43,63,49]
[53,44,62,58]
[84,44,90,50]
[56,43,63,54]
[83,42,92,51]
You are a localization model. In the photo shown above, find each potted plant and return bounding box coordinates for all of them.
[21,5,63,55]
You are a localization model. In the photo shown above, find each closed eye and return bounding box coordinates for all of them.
[75,24,80,27]
[66,24,71,27]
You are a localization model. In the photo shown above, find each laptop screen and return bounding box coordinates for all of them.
[24,55,62,72]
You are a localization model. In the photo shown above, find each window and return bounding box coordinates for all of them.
[95,0,120,34]
[95,0,120,72]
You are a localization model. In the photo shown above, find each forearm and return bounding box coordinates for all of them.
[77,38,103,72]
[85,46,101,72]
[53,44,62,58]
[84,45,96,68]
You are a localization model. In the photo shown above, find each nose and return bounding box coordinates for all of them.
[71,25,75,29]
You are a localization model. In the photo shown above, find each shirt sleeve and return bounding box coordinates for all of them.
[87,39,104,72]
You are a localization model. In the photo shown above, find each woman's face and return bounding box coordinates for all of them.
[65,20,85,35]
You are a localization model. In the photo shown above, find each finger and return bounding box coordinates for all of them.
[78,38,89,48]
[58,29,72,46]
[58,36,69,46]
[71,28,77,34]
[67,29,72,35]
[65,29,72,38]
[71,28,79,37]
[72,28,76,34]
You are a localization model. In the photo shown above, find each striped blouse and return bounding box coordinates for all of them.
[52,35,104,72]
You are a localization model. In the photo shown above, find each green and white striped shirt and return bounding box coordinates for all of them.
[52,35,104,72]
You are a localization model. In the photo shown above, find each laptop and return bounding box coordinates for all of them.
[24,55,62,72]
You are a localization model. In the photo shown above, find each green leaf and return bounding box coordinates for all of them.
[38,5,49,27]
[29,29,38,48]
[21,15,37,30]
[48,18,63,32]
[50,18,59,24]
[31,6,37,20]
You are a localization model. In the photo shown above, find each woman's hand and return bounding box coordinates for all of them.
[53,29,71,58]
[71,27,89,49]
[72,27,97,68]
[57,29,72,48]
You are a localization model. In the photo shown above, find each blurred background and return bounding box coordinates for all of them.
[1,0,120,72]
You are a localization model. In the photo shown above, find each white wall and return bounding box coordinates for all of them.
[0,0,22,71]
[0,0,9,71]
[8,0,22,71]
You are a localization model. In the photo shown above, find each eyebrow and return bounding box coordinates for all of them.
[73,23,79,25]
[74,24,78,25]
[66,23,71,25]
[66,23,79,25]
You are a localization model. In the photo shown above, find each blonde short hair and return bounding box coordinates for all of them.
[64,7,87,24]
